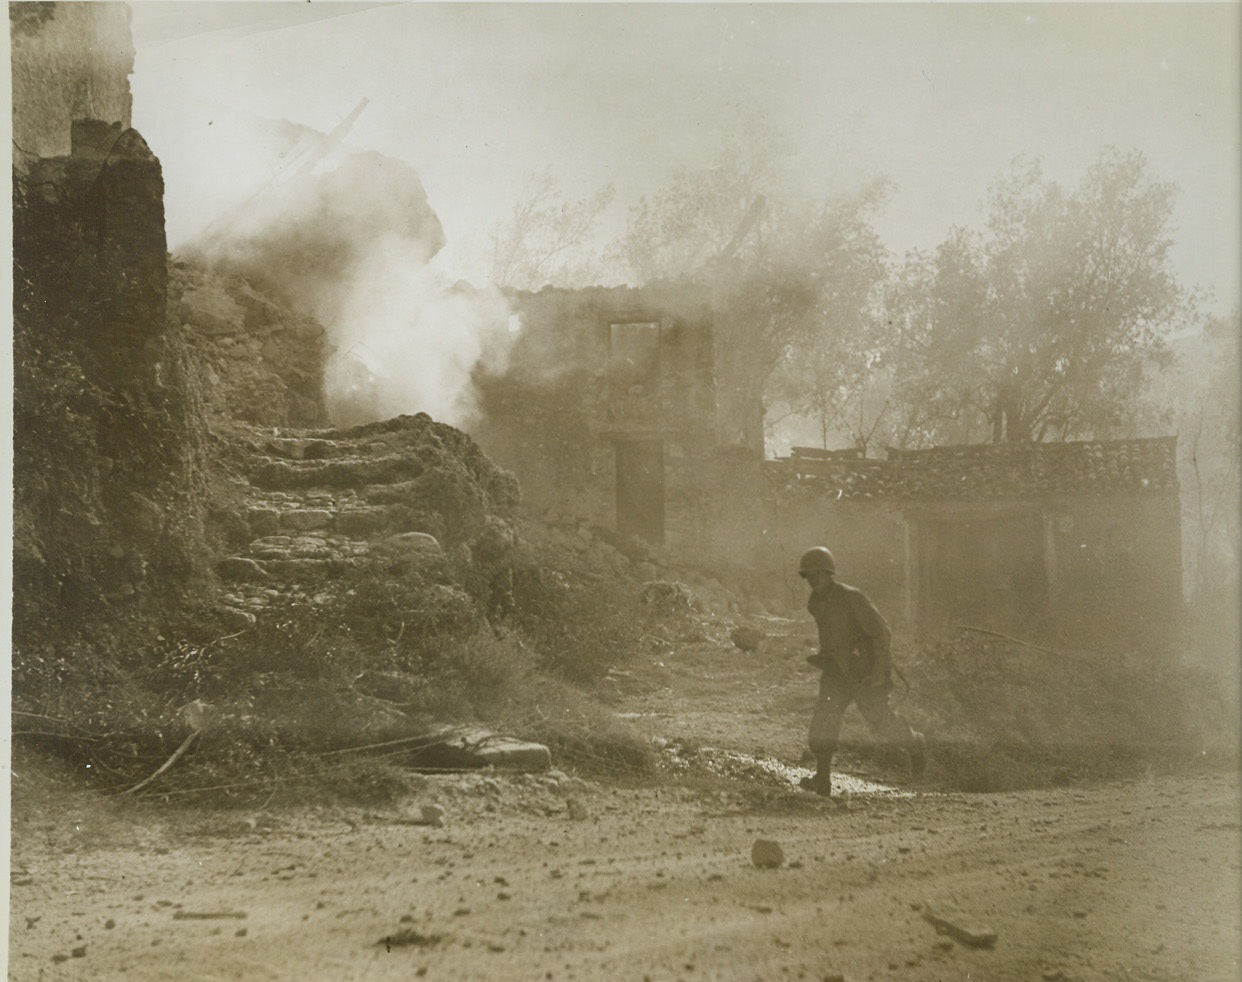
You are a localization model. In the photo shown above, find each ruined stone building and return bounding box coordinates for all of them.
[473,284,764,563]
[762,439,1183,649]
[472,282,1183,649]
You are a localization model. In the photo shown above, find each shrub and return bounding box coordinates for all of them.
[897,630,1238,790]
[508,563,645,684]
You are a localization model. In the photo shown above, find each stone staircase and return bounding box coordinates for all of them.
[211,414,518,627]
[205,415,553,771]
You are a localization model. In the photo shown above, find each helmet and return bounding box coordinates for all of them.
[798,547,836,576]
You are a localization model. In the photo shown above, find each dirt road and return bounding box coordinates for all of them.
[10,636,1242,981]
[10,759,1241,981]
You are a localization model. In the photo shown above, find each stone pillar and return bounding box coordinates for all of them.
[92,128,169,357]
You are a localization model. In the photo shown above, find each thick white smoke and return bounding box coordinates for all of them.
[327,235,513,428]
[188,142,515,429]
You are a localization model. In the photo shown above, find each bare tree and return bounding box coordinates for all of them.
[490,169,615,291]
[1159,310,1242,599]
[616,114,893,452]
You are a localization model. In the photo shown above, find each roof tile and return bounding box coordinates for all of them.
[771,437,1178,500]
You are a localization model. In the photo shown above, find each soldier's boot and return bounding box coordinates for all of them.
[908,731,927,778]
[799,756,833,796]
[799,773,832,796]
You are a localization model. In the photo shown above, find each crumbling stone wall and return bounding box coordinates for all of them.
[759,441,1184,649]
[473,284,758,569]
[169,259,328,428]
[10,2,134,166]
[12,6,212,640]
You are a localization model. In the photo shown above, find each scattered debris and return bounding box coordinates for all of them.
[421,804,446,827]
[409,727,552,773]
[921,904,997,948]
[751,839,785,869]
[640,580,696,614]
[729,626,765,652]
[379,929,443,951]
[123,711,207,795]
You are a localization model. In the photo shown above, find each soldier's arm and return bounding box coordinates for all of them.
[850,591,892,684]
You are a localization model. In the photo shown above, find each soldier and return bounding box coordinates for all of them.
[797,546,925,796]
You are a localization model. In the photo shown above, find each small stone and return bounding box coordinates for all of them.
[71,947,87,958]
[216,556,268,583]
[421,804,446,827]
[730,626,765,651]
[567,799,589,821]
[217,606,257,630]
[751,839,785,869]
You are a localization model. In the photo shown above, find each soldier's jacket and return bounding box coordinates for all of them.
[806,580,892,680]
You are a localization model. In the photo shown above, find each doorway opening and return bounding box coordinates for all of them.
[615,440,665,544]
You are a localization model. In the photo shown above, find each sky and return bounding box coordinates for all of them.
[128,1,1241,317]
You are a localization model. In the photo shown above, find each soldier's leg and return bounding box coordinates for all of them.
[855,682,926,776]
[804,671,850,795]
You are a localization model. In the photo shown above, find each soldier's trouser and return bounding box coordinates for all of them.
[808,666,917,768]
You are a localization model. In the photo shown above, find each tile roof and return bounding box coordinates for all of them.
[768,437,1179,500]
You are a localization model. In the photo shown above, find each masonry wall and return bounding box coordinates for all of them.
[12,3,214,637]
[10,2,134,166]
[757,487,910,619]
[753,484,1183,651]
[1046,493,1183,651]
[473,284,741,563]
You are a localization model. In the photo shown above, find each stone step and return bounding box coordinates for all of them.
[245,501,428,540]
[263,436,350,461]
[250,453,427,491]
[216,554,361,584]
[216,531,444,584]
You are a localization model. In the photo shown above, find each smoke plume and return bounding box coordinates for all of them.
[191,146,513,428]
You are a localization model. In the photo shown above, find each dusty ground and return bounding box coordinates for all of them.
[10,633,1242,981]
